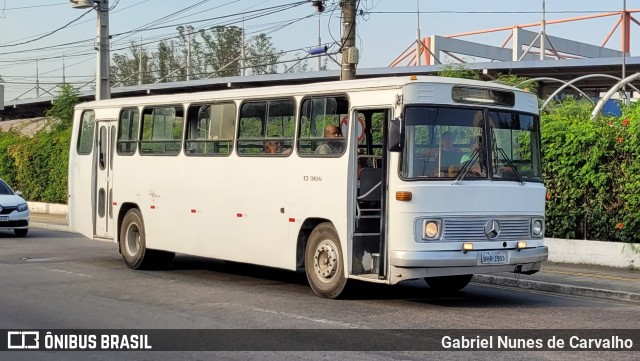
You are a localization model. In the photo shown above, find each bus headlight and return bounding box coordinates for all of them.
[423,219,441,240]
[531,218,544,238]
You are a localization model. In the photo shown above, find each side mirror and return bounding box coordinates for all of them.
[15,191,23,197]
[388,118,403,152]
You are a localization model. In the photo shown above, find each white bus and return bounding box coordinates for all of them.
[68,75,548,298]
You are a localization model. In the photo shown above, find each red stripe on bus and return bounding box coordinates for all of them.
[191,209,196,213]
[237,213,242,218]
[289,218,295,222]
[150,205,156,209]
[112,202,117,206]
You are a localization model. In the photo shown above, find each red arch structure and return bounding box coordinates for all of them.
[390,10,640,67]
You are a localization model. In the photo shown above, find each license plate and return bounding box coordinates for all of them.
[481,251,507,264]
[0,216,8,222]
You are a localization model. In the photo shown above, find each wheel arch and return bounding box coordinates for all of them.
[296,217,333,269]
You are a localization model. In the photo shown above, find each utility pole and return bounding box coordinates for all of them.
[36,59,40,97]
[241,18,246,76]
[318,11,322,71]
[138,36,143,85]
[340,0,358,80]
[416,0,421,66]
[540,0,546,60]
[96,0,110,99]
[187,25,193,81]
[71,0,110,99]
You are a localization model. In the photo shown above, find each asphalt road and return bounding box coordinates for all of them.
[0,228,638,360]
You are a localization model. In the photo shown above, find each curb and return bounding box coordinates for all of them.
[472,274,640,303]
[30,222,70,233]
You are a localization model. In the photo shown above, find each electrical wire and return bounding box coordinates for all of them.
[0,7,94,48]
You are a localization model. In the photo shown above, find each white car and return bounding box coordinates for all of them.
[0,178,30,237]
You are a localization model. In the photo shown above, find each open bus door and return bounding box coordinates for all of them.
[93,120,116,240]
[351,108,391,280]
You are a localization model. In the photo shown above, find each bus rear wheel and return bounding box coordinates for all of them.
[425,274,473,292]
[304,223,347,299]
[120,208,174,270]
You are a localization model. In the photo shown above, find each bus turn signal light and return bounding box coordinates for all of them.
[462,243,473,252]
[396,191,412,201]
[517,241,527,249]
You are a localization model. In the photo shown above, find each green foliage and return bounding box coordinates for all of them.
[2,125,71,203]
[45,83,79,127]
[0,85,74,203]
[542,97,640,243]
[0,130,21,186]
[436,64,481,80]
[246,33,280,75]
[494,73,539,94]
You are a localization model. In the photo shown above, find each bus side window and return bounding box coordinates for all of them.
[117,108,139,156]
[237,99,294,156]
[77,110,96,155]
[186,103,235,156]
[297,96,349,157]
[140,105,184,155]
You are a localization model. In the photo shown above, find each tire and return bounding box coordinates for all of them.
[14,228,28,237]
[304,222,348,299]
[425,274,473,292]
[119,208,174,270]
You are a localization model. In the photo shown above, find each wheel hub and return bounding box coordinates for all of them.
[313,240,338,282]
[125,223,140,256]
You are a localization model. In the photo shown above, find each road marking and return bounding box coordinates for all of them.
[544,269,638,281]
[251,307,367,329]
[50,268,92,278]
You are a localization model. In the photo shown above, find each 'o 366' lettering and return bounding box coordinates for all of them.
[303,176,322,182]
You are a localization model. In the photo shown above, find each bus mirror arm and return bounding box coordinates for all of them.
[388,118,403,152]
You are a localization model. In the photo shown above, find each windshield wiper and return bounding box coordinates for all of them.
[454,148,480,184]
[496,147,525,185]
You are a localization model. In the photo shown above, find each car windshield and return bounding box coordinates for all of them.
[0,180,14,195]
[400,106,541,182]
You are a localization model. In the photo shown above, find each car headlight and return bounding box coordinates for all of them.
[531,218,544,237]
[423,219,442,240]
[17,203,28,212]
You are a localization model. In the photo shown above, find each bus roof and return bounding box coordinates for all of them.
[74,75,526,109]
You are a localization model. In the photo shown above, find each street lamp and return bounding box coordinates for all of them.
[69,0,110,100]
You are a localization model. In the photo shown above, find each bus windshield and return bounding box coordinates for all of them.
[400,106,541,182]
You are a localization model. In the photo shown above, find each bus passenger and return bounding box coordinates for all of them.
[264,138,292,155]
[315,124,343,155]
[264,140,282,154]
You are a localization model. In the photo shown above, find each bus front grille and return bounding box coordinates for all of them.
[442,217,532,242]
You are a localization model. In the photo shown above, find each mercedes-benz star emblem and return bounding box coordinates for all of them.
[484,219,501,239]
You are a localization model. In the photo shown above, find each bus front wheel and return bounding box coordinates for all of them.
[305,223,347,299]
[120,208,174,270]
[425,274,473,292]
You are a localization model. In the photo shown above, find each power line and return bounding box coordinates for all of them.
[1,2,67,11]
[0,7,94,48]
[365,10,629,15]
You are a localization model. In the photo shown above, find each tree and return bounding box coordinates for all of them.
[246,33,279,75]
[110,41,154,86]
[285,52,311,73]
[45,83,79,127]
[200,26,243,77]
[155,39,183,83]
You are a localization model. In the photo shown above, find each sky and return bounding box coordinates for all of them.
[0,0,638,101]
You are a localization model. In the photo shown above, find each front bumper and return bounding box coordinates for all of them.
[390,246,548,268]
[387,246,548,284]
[0,211,30,231]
